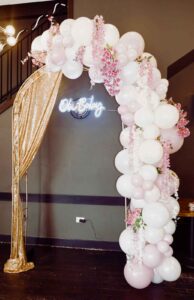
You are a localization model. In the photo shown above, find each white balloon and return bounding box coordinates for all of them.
[164,220,176,235]
[166,197,180,218]
[143,124,160,139]
[104,24,120,46]
[142,202,170,228]
[140,164,158,181]
[119,227,136,255]
[62,61,83,79]
[116,174,133,198]
[131,198,146,209]
[71,17,93,46]
[155,104,179,129]
[144,185,161,202]
[143,244,163,268]
[127,47,138,61]
[65,44,80,60]
[115,85,138,105]
[160,127,184,154]
[60,19,74,37]
[45,55,61,72]
[144,226,164,244]
[152,268,163,284]
[120,61,139,84]
[158,257,181,281]
[41,30,50,50]
[134,108,154,128]
[119,32,145,56]
[139,140,163,164]
[141,52,157,68]
[31,35,45,52]
[115,149,132,174]
[83,45,93,67]
[157,240,169,253]
[151,68,161,88]
[119,127,131,148]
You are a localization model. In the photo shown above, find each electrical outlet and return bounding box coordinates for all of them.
[76,217,86,223]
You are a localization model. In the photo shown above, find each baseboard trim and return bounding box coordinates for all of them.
[0,234,120,251]
[0,192,124,206]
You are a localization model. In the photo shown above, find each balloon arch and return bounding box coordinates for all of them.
[4,15,190,289]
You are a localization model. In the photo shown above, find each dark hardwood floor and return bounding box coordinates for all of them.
[0,244,193,300]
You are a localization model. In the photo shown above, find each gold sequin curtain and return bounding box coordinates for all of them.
[4,67,62,273]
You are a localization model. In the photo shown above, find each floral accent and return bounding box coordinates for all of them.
[101,46,121,96]
[126,208,145,233]
[31,51,47,67]
[160,140,171,173]
[139,58,154,89]
[75,46,86,64]
[92,15,105,65]
[175,103,190,138]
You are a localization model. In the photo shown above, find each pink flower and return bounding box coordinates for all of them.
[175,103,190,138]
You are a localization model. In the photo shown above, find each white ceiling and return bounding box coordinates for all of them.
[0,0,52,5]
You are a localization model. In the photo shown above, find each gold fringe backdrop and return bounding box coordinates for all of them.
[4,67,62,273]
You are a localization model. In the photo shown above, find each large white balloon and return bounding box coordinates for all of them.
[71,17,93,46]
[31,35,45,52]
[60,18,74,37]
[62,61,83,79]
[104,24,120,46]
[144,226,164,244]
[138,140,163,164]
[115,149,132,174]
[143,244,163,268]
[158,257,181,281]
[140,164,158,182]
[141,52,157,68]
[155,104,179,129]
[119,32,145,56]
[119,227,135,255]
[120,62,139,84]
[134,108,154,128]
[116,174,133,198]
[142,202,170,228]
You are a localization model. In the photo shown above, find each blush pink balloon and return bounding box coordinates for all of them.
[163,234,173,245]
[124,262,153,289]
[121,113,134,126]
[164,246,173,257]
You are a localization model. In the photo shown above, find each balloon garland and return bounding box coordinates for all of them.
[30,15,190,289]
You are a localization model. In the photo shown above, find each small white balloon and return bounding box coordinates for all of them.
[131,198,146,209]
[164,220,176,235]
[152,268,163,284]
[115,85,138,105]
[119,127,131,148]
[144,185,161,202]
[155,104,179,129]
[139,140,163,164]
[120,61,139,84]
[60,18,74,37]
[166,197,180,218]
[140,164,158,181]
[143,124,160,139]
[31,35,44,52]
[141,52,157,68]
[120,31,145,56]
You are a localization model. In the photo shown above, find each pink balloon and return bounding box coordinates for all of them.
[131,174,144,187]
[143,244,163,268]
[118,105,129,115]
[163,234,173,245]
[121,113,134,126]
[157,241,169,253]
[124,262,153,289]
[164,246,173,257]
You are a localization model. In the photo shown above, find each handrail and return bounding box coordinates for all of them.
[167,49,194,79]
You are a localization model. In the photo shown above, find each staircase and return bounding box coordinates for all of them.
[0,0,72,114]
